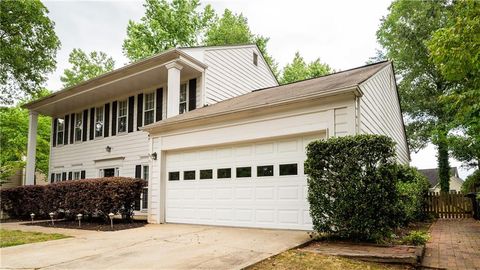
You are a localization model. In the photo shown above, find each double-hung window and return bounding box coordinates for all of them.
[142,165,149,209]
[56,118,64,145]
[55,173,62,182]
[118,100,127,133]
[144,92,155,125]
[95,107,104,138]
[179,83,187,114]
[74,112,82,142]
[73,171,81,180]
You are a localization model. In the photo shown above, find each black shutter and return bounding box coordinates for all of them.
[50,173,54,183]
[64,115,69,145]
[137,94,143,130]
[128,96,134,133]
[104,103,110,137]
[62,172,67,181]
[135,165,142,179]
[52,118,57,147]
[82,109,88,141]
[156,88,163,121]
[111,101,117,136]
[81,170,86,179]
[68,172,72,180]
[89,108,95,140]
[188,78,197,111]
[70,113,75,144]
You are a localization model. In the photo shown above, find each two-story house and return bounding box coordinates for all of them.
[23,44,409,230]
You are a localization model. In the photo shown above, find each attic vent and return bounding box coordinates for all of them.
[253,52,258,66]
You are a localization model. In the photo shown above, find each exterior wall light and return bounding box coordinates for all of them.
[30,213,35,224]
[106,146,112,152]
[150,152,157,160]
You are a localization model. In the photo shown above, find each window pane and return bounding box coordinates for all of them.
[145,93,155,110]
[279,163,298,176]
[217,168,231,179]
[168,172,179,181]
[236,167,251,178]
[184,170,195,180]
[73,172,80,180]
[180,84,187,102]
[257,165,274,177]
[200,169,212,179]
[144,111,154,125]
[118,117,127,133]
[143,166,149,182]
[179,103,187,114]
[75,113,82,141]
[57,119,64,145]
[142,188,148,209]
[95,107,103,137]
[119,100,127,116]
[57,131,63,145]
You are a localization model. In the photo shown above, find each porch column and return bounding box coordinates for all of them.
[25,110,38,185]
[165,62,183,118]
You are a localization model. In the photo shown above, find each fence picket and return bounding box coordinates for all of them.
[424,191,473,219]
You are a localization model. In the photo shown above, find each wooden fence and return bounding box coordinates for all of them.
[424,191,473,218]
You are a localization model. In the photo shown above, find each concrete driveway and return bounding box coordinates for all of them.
[0,222,310,269]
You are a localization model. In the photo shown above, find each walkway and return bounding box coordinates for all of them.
[422,218,480,270]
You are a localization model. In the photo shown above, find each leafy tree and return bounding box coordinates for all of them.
[427,0,480,168]
[377,0,453,192]
[0,89,52,184]
[204,9,278,76]
[61,49,115,88]
[0,0,60,105]
[280,52,332,84]
[122,0,215,62]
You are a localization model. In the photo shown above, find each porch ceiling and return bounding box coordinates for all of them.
[23,50,205,117]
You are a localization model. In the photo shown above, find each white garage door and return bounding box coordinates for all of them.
[165,133,325,230]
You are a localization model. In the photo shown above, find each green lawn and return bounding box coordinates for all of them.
[0,229,69,248]
[246,250,412,270]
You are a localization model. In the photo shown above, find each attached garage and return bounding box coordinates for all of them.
[164,133,324,230]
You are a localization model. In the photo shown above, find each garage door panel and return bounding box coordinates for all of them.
[165,133,325,230]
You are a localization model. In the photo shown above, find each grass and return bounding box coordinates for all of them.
[0,229,69,248]
[246,249,412,270]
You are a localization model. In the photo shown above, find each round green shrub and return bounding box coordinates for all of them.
[305,134,399,241]
[462,170,480,193]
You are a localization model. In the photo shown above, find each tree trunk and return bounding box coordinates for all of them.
[437,131,450,193]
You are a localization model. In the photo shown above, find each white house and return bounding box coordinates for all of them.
[23,44,409,230]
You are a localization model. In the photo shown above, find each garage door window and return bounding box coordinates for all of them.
[257,165,274,177]
[279,163,298,176]
[200,169,213,179]
[217,168,231,179]
[169,171,180,181]
[236,167,251,178]
[184,170,196,180]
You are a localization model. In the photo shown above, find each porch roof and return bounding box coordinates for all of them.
[22,48,207,117]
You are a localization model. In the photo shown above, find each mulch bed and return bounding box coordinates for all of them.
[24,219,147,231]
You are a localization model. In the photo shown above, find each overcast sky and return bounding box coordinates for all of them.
[42,0,473,179]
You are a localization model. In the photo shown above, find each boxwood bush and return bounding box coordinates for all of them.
[305,135,399,241]
[395,165,430,224]
[0,177,145,221]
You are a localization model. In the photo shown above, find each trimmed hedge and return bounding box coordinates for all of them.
[0,177,145,221]
[395,165,430,224]
[305,135,399,241]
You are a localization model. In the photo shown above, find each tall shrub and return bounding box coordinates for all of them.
[305,135,399,241]
[1,177,145,221]
[395,165,430,224]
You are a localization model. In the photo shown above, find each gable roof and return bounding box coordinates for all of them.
[142,61,391,132]
[419,167,461,187]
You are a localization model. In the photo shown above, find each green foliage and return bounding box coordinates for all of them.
[61,49,115,88]
[427,0,480,168]
[0,90,52,184]
[305,135,399,241]
[0,177,146,221]
[280,52,332,84]
[122,0,215,62]
[462,170,480,193]
[401,230,429,246]
[395,165,431,224]
[0,0,60,104]
[204,9,278,76]
[0,229,69,248]
[437,134,451,193]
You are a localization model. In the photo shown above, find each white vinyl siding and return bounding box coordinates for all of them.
[358,65,409,164]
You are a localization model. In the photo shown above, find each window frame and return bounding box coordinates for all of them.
[55,173,62,182]
[257,165,274,177]
[279,163,298,176]
[56,118,65,146]
[94,106,104,138]
[236,166,252,178]
[117,99,128,134]
[168,171,180,181]
[253,52,258,66]
[74,112,83,143]
[143,91,156,126]
[179,83,188,114]
[183,170,196,180]
[200,169,213,180]
[73,171,81,180]
[217,168,231,179]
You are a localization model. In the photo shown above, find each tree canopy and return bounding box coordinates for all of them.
[0,90,52,184]
[0,0,60,105]
[280,52,332,84]
[61,49,115,88]
[122,0,215,62]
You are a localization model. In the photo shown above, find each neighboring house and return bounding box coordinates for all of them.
[22,44,409,230]
[0,170,47,190]
[419,167,464,193]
